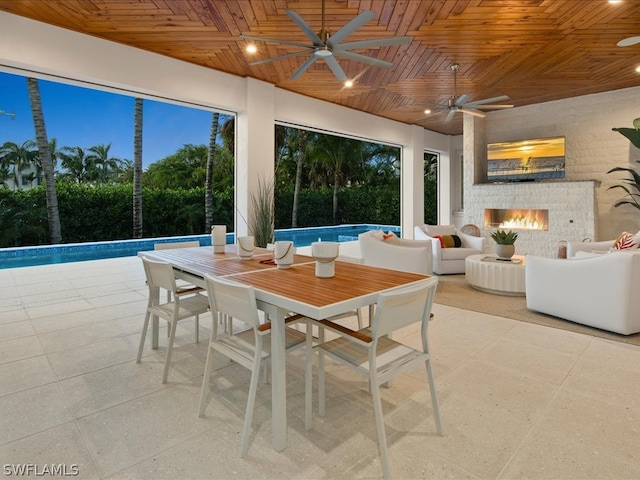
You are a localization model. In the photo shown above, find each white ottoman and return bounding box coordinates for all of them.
[465,254,526,296]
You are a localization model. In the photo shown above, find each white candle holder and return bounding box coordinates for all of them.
[211,225,226,253]
[273,241,295,269]
[237,236,255,260]
[311,241,339,278]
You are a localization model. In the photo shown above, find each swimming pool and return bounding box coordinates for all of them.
[0,224,399,269]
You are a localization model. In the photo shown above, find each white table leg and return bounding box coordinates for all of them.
[265,304,287,451]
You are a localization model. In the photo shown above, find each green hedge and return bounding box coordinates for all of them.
[0,184,233,247]
[0,180,436,247]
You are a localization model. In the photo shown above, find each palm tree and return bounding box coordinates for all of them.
[0,140,37,190]
[133,97,143,238]
[27,77,61,243]
[0,163,10,188]
[292,129,308,227]
[314,134,364,224]
[87,143,123,185]
[205,111,220,230]
[48,137,64,176]
[58,146,93,183]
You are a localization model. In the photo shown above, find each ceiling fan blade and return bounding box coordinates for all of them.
[473,104,514,110]
[333,50,393,68]
[328,10,376,45]
[290,55,319,80]
[323,55,348,82]
[454,94,469,106]
[445,110,457,122]
[334,36,411,50]
[285,9,324,45]
[240,34,314,50]
[249,50,313,66]
[460,108,487,118]
[465,95,510,106]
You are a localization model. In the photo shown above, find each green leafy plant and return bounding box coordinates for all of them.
[490,229,518,245]
[608,118,640,212]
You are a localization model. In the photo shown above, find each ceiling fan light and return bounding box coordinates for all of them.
[617,36,640,47]
[314,47,333,58]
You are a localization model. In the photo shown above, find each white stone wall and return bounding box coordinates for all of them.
[462,85,640,256]
[467,181,596,258]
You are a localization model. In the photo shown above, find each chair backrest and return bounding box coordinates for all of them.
[141,256,178,293]
[358,231,432,275]
[423,224,457,237]
[460,224,481,237]
[371,277,438,338]
[154,240,200,250]
[204,275,261,330]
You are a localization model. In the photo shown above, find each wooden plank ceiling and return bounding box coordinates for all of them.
[1,0,639,136]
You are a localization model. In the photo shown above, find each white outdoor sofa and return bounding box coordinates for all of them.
[525,251,640,335]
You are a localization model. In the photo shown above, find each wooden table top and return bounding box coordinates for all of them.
[227,261,428,308]
[140,245,432,319]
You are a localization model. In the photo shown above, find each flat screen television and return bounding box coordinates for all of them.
[486,136,565,182]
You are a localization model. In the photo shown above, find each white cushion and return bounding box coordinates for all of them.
[572,250,604,259]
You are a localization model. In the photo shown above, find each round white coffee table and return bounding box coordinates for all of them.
[465,254,526,296]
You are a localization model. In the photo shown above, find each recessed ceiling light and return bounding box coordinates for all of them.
[424,109,432,115]
[344,80,354,88]
[246,44,257,54]
[636,65,640,73]
[608,0,622,4]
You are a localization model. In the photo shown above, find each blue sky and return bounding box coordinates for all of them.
[0,71,222,169]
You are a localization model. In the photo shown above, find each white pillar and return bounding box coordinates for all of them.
[236,78,275,237]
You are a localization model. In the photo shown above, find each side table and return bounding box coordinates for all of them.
[465,254,526,296]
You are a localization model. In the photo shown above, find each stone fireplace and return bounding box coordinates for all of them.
[484,208,549,231]
[464,181,597,257]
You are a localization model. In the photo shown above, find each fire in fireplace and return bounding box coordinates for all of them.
[484,208,549,230]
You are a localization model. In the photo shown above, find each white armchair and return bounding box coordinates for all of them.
[414,224,484,275]
[358,230,432,275]
[525,251,640,335]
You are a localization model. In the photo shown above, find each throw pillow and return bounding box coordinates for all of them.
[434,234,462,248]
[383,232,400,245]
[612,231,640,250]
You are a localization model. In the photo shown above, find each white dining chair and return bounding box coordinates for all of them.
[304,276,442,480]
[137,256,210,383]
[198,275,308,457]
[154,241,202,302]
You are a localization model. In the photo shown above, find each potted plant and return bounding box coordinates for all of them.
[491,229,518,259]
[249,176,275,248]
[608,118,640,212]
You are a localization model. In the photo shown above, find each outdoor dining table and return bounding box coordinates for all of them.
[138,245,430,452]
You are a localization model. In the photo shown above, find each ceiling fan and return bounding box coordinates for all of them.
[428,64,514,122]
[240,0,410,82]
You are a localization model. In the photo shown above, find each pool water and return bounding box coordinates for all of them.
[0,224,399,269]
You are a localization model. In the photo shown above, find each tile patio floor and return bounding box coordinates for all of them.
[2,255,640,479]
